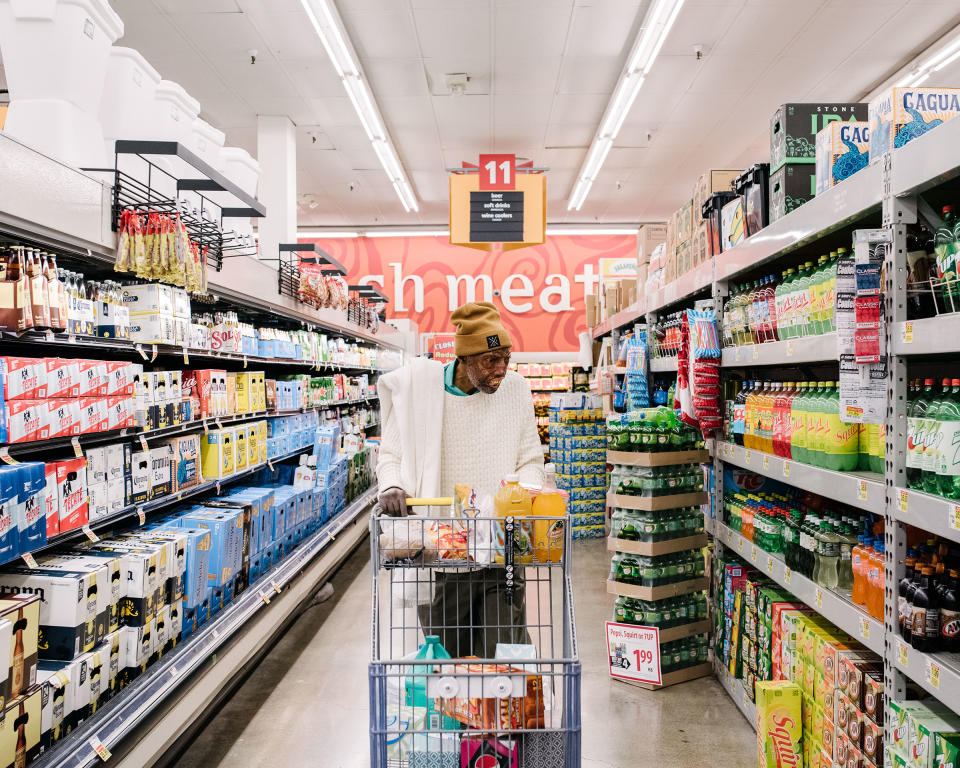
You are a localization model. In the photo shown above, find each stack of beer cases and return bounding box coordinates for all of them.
[548,393,606,539]
[0,594,42,765]
[0,356,140,444]
[122,283,187,347]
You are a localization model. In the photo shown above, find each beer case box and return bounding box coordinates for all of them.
[51,459,87,534]
[637,223,667,266]
[869,87,960,161]
[149,449,172,501]
[721,197,746,251]
[87,483,108,523]
[39,554,120,636]
[770,163,817,224]
[178,512,236,588]
[692,223,708,266]
[675,199,694,246]
[0,357,47,401]
[121,283,173,316]
[5,399,48,443]
[105,361,140,397]
[42,465,57,541]
[0,686,41,768]
[233,428,248,471]
[129,451,151,506]
[103,393,134,432]
[75,360,109,399]
[37,665,69,750]
[862,718,883,766]
[44,359,79,399]
[165,434,201,493]
[755,680,802,768]
[225,374,237,416]
[245,425,258,468]
[0,595,39,703]
[889,701,941,756]
[769,102,868,172]
[77,397,108,434]
[120,617,155,674]
[152,527,210,611]
[693,169,740,214]
[128,313,176,345]
[815,121,871,194]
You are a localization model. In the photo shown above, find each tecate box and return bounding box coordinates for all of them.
[815,121,870,194]
[756,680,802,768]
[0,357,46,401]
[45,359,80,399]
[769,102,867,172]
[76,360,109,398]
[46,398,80,439]
[105,361,140,396]
[44,464,58,539]
[0,469,18,564]
[52,458,88,533]
[5,399,49,443]
[869,87,960,162]
[78,397,108,434]
[105,395,135,431]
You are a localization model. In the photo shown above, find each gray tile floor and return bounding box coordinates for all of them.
[176,538,755,768]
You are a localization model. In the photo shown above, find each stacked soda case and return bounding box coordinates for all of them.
[548,393,606,539]
[715,554,885,768]
[905,377,960,499]
[726,379,883,474]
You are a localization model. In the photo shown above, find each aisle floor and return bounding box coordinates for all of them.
[176,537,755,768]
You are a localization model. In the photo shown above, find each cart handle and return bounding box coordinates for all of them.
[404,497,453,507]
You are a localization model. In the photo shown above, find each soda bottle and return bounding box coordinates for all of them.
[772,382,790,457]
[494,474,533,563]
[868,538,886,621]
[822,382,859,471]
[907,229,937,320]
[759,382,775,454]
[911,566,940,651]
[823,250,841,333]
[796,262,815,337]
[764,275,779,342]
[532,463,566,562]
[789,383,808,463]
[934,205,959,312]
[837,523,856,590]
[744,381,757,450]
[937,378,960,499]
[807,255,827,336]
[940,568,960,653]
[733,380,749,446]
[900,556,917,643]
[921,379,951,495]
[908,379,935,489]
[852,535,869,607]
[804,382,824,467]
[774,270,790,340]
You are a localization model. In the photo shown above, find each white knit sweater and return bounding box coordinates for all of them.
[439,370,544,500]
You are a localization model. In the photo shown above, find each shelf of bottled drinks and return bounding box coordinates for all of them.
[593,117,960,736]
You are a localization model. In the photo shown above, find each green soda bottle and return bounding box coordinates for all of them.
[935,206,959,311]
[809,255,828,336]
[790,382,808,463]
[937,378,960,499]
[869,422,886,474]
[922,379,950,495]
[822,383,857,471]
[857,423,871,471]
[805,382,825,467]
[907,379,931,489]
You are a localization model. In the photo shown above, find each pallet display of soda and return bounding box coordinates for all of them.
[606,416,712,689]
[548,393,606,539]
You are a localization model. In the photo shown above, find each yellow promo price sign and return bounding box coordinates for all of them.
[449,158,546,252]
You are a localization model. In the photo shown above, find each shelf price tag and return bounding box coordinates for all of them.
[903,321,914,344]
[136,507,145,526]
[766,555,775,572]
[169,666,179,678]
[215,419,223,431]
[135,344,147,360]
[182,347,189,365]
[88,735,112,762]
[763,455,770,471]
[215,481,221,495]
[858,616,870,641]
[735,347,741,362]
[139,435,149,455]
[737,537,743,553]
[899,489,909,513]
[271,581,282,595]
[745,450,751,465]
[0,449,18,465]
[784,567,792,585]
[71,436,82,458]
[786,340,794,357]
[950,504,960,533]
[260,592,271,605]
[815,588,823,609]
[928,659,941,689]
[82,525,99,543]
[21,553,37,569]
[267,458,274,471]
[243,355,248,368]
[752,345,759,360]
[750,544,757,563]
[858,480,868,501]
[898,640,909,668]
[44,330,55,343]
[202,421,209,435]
[150,344,158,362]
[783,461,791,478]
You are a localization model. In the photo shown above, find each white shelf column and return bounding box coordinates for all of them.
[256,115,298,264]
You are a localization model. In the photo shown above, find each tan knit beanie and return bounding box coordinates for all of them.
[450,302,512,356]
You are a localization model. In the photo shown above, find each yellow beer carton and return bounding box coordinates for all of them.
[869,87,960,161]
[246,425,258,467]
[200,429,235,479]
[756,680,802,768]
[815,121,870,193]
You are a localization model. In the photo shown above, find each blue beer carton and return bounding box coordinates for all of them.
[17,462,47,554]
[0,467,20,563]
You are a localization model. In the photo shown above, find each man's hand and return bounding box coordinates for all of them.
[380,487,409,517]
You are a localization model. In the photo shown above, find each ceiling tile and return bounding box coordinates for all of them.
[563,0,638,58]
[155,0,241,12]
[364,59,429,99]
[243,9,324,61]
[544,123,594,147]
[345,10,421,59]
[413,6,490,59]
[494,57,562,95]
[556,56,622,94]
[494,4,573,59]
[548,93,609,126]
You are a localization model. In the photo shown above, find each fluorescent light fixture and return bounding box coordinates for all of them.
[545,228,639,235]
[300,0,418,213]
[568,0,684,211]
[364,230,450,238]
[296,230,361,238]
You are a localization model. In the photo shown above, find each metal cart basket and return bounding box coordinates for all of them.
[369,499,581,767]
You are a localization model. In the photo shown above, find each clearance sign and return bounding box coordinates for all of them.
[297,234,637,352]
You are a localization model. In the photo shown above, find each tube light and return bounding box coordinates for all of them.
[296,230,361,238]
[364,230,450,238]
[567,0,684,211]
[300,0,418,213]
[545,228,640,235]
[934,48,960,73]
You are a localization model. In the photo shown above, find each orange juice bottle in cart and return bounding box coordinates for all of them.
[532,463,566,563]
[494,474,533,563]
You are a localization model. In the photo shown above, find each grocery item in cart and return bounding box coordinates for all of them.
[438,659,544,730]
[494,475,533,563]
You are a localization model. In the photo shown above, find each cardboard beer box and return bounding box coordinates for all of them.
[0,594,39,702]
[0,357,46,401]
[104,361,139,397]
[16,463,46,555]
[756,680,802,768]
[51,458,88,533]
[44,359,79,399]
[869,87,960,161]
[75,360,109,399]
[769,102,867,171]
[5,400,48,443]
[77,397,108,434]
[694,169,740,214]
[129,451,151,505]
[770,163,816,224]
[121,283,173,316]
[165,435,201,492]
[816,121,870,194]
[39,553,120,638]
[37,664,70,750]
[0,686,41,767]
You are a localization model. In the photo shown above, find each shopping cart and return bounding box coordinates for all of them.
[369,498,581,767]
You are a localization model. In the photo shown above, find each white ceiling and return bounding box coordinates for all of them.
[25,0,960,225]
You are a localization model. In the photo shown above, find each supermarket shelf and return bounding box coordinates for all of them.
[720,333,838,367]
[646,260,715,316]
[891,315,960,356]
[715,162,882,283]
[650,356,678,373]
[704,514,717,537]
[715,521,884,654]
[591,301,646,339]
[891,636,960,715]
[716,441,884,513]
[362,420,381,429]
[37,486,377,768]
[893,486,960,544]
[892,111,960,198]
[713,658,756,730]
[23,444,314,561]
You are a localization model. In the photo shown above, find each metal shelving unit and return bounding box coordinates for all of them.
[649,356,678,373]
[36,487,377,768]
[720,332,838,367]
[715,441,884,513]
[713,658,757,729]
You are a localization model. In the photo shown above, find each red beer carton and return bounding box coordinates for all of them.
[52,458,88,532]
[106,395,135,431]
[105,361,138,396]
[45,358,80,398]
[44,463,59,538]
[78,397,108,434]
[5,399,49,442]
[0,357,47,400]
[46,398,80,439]
[76,360,109,398]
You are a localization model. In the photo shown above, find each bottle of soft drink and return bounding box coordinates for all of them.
[733,380,749,446]
[823,251,841,333]
[808,255,827,336]
[790,382,809,463]
[763,275,779,342]
[852,534,870,607]
[934,205,959,313]
[772,381,792,457]
[911,565,940,651]
[823,382,859,471]
[936,378,960,498]
[774,270,791,340]
[868,537,886,621]
[805,382,825,467]
[908,379,934,489]
[744,381,758,450]
[900,556,917,643]
[793,262,812,337]
[922,379,951,495]
[837,523,856,590]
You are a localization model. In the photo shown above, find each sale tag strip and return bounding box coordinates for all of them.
[22,553,37,569]
[83,525,99,543]
[745,450,751,465]
[858,480,868,501]
[170,667,179,678]
[267,458,274,471]
[135,344,147,360]
[140,435,149,455]
[89,736,112,762]
[898,640,909,668]
[787,340,794,357]
[751,545,757,563]
[183,348,189,365]
[260,592,271,605]
[137,507,145,526]
[899,489,909,513]
[243,355,248,368]
[71,436,83,458]
[904,321,914,344]
[272,581,282,594]
[858,616,870,641]
[45,330,55,343]
[928,660,941,689]
[752,345,759,360]
[766,555,775,572]
[763,455,770,471]
[150,344,158,362]
[784,567,792,585]
[816,588,823,609]
[215,481,221,494]
[783,461,791,478]
[0,449,18,465]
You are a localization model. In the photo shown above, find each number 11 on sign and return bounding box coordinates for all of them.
[478,153,516,190]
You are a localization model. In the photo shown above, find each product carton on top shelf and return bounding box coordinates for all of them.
[0,594,39,702]
[868,87,960,161]
[815,121,870,194]
[769,164,816,224]
[769,102,867,172]
[673,200,694,246]
[693,169,740,215]
[121,284,174,316]
[637,223,667,266]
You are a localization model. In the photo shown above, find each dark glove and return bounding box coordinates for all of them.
[380,487,409,517]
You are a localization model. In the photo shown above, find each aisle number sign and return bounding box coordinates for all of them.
[606,621,662,685]
[450,154,546,252]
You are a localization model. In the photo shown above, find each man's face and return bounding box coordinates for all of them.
[460,349,511,394]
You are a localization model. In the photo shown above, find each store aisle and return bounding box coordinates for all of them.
[175,537,755,768]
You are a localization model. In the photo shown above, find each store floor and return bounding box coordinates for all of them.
[175,538,755,768]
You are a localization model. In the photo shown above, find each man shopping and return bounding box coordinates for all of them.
[378,301,544,657]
